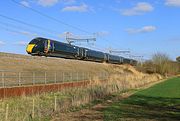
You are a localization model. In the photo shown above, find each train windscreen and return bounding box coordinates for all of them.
[29,38,40,44]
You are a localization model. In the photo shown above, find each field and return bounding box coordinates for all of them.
[1,52,176,121]
[103,77,180,121]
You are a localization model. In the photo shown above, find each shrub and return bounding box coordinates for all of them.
[137,53,180,76]
[176,56,180,62]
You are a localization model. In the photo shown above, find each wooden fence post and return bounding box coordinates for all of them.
[54,96,57,111]
[54,72,57,83]
[5,104,9,121]
[77,72,78,81]
[32,99,35,118]
[33,72,35,85]
[71,72,73,82]
[44,72,47,84]
[18,72,21,86]
[62,72,64,82]
[1,72,5,88]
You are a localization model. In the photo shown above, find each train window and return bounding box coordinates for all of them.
[29,39,40,44]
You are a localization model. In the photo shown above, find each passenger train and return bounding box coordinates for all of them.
[26,37,137,65]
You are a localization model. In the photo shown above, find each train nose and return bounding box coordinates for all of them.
[26,44,35,54]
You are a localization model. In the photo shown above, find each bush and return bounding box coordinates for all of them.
[137,53,180,76]
[177,56,180,62]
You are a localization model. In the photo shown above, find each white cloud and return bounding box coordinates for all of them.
[126,26,156,34]
[20,1,30,7]
[15,41,28,46]
[0,41,5,45]
[62,4,89,12]
[37,0,59,7]
[20,0,74,7]
[165,0,180,7]
[121,2,154,16]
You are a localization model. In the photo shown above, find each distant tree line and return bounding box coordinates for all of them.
[137,53,180,76]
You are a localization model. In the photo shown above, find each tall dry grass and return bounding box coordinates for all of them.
[0,66,162,121]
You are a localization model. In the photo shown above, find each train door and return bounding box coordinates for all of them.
[44,40,47,53]
[78,48,86,59]
[104,54,107,62]
[106,54,109,62]
[119,57,123,63]
[84,49,87,58]
[51,42,54,52]
[44,39,51,53]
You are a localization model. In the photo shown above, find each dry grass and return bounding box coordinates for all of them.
[0,52,109,74]
[0,66,162,121]
[0,52,163,121]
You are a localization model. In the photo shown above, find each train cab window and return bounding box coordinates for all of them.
[29,39,40,44]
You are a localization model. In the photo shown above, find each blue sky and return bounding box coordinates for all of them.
[0,0,179,60]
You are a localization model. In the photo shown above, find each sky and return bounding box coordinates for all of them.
[0,0,179,60]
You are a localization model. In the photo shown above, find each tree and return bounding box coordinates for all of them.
[152,53,170,75]
[176,56,180,62]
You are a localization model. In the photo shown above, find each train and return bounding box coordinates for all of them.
[26,37,137,65]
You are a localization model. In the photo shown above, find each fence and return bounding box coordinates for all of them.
[0,71,110,88]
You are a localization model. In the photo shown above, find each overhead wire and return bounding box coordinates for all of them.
[10,0,124,54]
[11,0,91,34]
[0,24,35,37]
[0,20,62,40]
[11,0,118,48]
[0,14,60,35]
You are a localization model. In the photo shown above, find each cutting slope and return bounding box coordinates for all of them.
[0,52,135,74]
[0,52,162,83]
[0,52,109,73]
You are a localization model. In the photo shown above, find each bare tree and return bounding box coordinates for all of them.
[152,53,170,76]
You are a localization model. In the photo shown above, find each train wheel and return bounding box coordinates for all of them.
[38,52,44,56]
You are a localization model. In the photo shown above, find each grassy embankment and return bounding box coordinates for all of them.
[103,77,180,121]
[0,65,162,121]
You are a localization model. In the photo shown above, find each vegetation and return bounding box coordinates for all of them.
[177,56,180,62]
[137,53,180,76]
[0,49,178,121]
[0,66,161,121]
[103,77,180,121]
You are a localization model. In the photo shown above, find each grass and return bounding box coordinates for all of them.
[0,72,161,121]
[103,77,180,121]
[0,54,163,121]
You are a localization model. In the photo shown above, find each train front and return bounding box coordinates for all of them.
[26,37,51,55]
[26,39,35,54]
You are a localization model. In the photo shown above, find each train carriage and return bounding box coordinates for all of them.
[26,37,137,66]
[85,49,105,62]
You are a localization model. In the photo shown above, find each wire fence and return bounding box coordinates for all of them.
[0,71,110,88]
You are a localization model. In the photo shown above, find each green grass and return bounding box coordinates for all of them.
[103,77,180,121]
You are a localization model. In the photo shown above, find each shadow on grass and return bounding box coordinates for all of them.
[103,94,180,121]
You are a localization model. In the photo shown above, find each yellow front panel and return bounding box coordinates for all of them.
[26,44,35,53]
